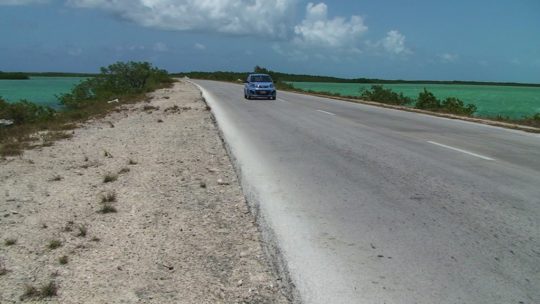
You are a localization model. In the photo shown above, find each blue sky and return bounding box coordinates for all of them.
[1,0,539,82]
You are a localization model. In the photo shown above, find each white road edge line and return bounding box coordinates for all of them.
[427,141,495,161]
[277,98,286,102]
[316,110,336,116]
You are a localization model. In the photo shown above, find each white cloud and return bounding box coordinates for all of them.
[128,45,145,51]
[153,42,169,52]
[439,53,459,63]
[293,2,367,49]
[510,58,521,65]
[194,43,206,51]
[272,43,309,61]
[380,30,411,55]
[67,47,82,56]
[478,60,489,67]
[0,0,47,5]
[67,0,297,38]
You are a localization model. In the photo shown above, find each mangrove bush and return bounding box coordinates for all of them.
[59,61,172,109]
[360,85,413,105]
[415,88,476,115]
[0,98,55,124]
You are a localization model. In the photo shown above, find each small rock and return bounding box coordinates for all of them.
[217,179,230,185]
[237,280,243,287]
[0,119,14,126]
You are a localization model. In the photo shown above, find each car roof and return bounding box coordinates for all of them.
[249,73,271,77]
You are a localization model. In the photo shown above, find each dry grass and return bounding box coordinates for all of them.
[99,192,118,213]
[21,285,39,300]
[164,105,180,113]
[4,238,17,246]
[63,221,74,232]
[59,255,69,265]
[101,191,117,203]
[118,167,130,174]
[99,203,117,214]
[21,281,58,300]
[143,105,160,112]
[47,239,62,250]
[49,175,63,182]
[77,225,87,237]
[0,263,9,276]
[0,141,26,157]
[43,131,73,142]
[103,173,118,183]
[0,120,78,157]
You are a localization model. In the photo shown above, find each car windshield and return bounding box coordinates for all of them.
[251,75,272,82]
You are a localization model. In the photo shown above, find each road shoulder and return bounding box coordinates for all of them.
[0,80,291,303]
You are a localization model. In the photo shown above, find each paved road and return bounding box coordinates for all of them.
[192,80,540,304]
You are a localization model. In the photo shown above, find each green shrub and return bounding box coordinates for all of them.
[441,97,477,115]
[59,61,172,109]
[415,88,441,110]
[415,89,476,115]
[57,80,96,109]
[0,98,55,125]
[360,85,412,105]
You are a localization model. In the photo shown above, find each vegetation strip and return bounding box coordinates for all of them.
[302,91,540,133]
[0,61,174,157]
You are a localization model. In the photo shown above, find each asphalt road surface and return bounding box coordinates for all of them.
[192,80,540,304]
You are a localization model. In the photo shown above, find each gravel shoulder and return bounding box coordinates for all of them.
[0,80,291,303]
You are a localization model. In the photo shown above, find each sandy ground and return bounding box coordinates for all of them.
[0,80,291,303]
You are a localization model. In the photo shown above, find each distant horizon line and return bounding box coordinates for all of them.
[2,70,540,87]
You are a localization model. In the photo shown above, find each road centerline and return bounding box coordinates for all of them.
[427,141,495,161]
[316,109,336,116]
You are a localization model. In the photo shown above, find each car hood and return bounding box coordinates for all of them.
[250,82,273,88]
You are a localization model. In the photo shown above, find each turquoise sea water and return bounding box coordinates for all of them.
[0,77,86,108]
[290,82,540,119]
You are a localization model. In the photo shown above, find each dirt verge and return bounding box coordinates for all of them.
[0,80,291,303]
